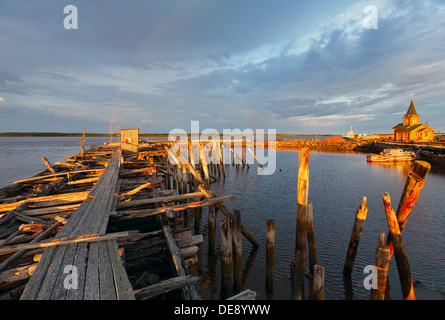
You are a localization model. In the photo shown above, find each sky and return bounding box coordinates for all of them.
[1,0,445,135]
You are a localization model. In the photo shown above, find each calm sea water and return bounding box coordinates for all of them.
[1,137,444,300]
[195,150,445,300]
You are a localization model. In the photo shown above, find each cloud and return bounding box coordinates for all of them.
[0,97,5,103]
[0,1,445,133]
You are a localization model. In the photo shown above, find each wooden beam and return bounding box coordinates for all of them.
[133,276,200,300]
[13,169,105,184]
[117,191,204,210]
[0,231,135,255]
[114,195,235,220]
[41,157,56,174]
[0,191,90,213]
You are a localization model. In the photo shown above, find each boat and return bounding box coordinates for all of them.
[367,148,418,163]
[343,126,356,139]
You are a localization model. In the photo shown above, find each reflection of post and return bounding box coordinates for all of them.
[313,265,324,300]
[306,203,316,299]
[370,232,390,300]
[220,217,233,299]
[233,210,242,294]
[266,219,275,299]
[242,247,258,286]
[292,148,309,300]
[208,205,216,256]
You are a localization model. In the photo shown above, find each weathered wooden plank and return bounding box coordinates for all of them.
[0,191,90,213]
[13,169,105,184]
[107,240,135,300]
[84,242,100,300]
[20,247,58,299]
[50,243,77,300]
[0,231,131,255]
[0,263,37,290]
[114,195,234,220]
[65,243,88,300]
[226,289,257,300]
[117,191,203,209]
[36,244,70,300]
[133,276,200,300]
[98,241,116,300]
[0,221,62,273]
[21,203,81,217]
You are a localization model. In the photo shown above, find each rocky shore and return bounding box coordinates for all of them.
[269,137,373,153]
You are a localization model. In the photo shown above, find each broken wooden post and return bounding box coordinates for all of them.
[79,125,86,159]
[395,160,431,232]
[313,265,324,300]
[383,193,416,300]
[200,145,210,185]
[370,232,391,300]
[266,219,275,298]
[220,217,233,299]
[41,157,56,174]
[343,197,368,278]
[247,147,264,169]
[292,148,309,300]
[232,210,242,293]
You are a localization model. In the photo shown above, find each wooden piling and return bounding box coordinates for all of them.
[370,232,391,300]
[167,143,260,249]
[386,161,431,255]
[343,197,368,278]
[266,219,275,297]
[220,217,233,299]
[382,193,416,300]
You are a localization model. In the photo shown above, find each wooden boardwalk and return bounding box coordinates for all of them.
[21,149,135,300]
[1,134,258,301]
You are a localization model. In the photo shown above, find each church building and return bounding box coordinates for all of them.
[392,99,435,142]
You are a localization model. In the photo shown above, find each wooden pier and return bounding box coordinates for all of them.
[0,131,258,300]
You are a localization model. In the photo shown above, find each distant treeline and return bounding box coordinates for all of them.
[0,132,116,137]
[0,132,169,137]
[0,132,338,137]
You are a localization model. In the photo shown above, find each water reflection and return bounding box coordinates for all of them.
[193,151,445,300]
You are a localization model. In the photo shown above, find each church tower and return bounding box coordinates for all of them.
[402,99,420,126]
